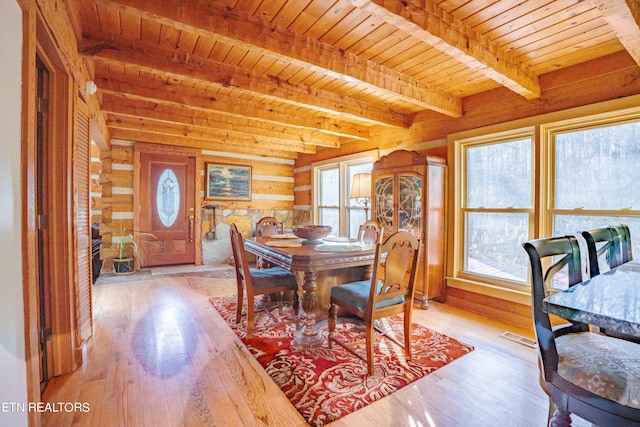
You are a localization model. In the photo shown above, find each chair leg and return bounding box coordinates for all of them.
[549,408,572,427]
[328,303,338,348]
[404,315,412,362]
[366,319,375,375]
[236,286,244,324]
[246,297,255,339]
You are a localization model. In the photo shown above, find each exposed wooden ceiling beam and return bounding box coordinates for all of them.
[109,128,300,159]
[82,32,410,128]
[107,115,318,154]
[593,0,640,65]
[347,0,541,100]
[92,0,463,118]
[100,94,339,149]
[94,68,370,141]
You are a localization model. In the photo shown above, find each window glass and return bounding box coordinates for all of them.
[314,159,373,237]
[156,169,180,227]
[466,139,532,208]
[462,136,533,283]
[319,168,339,206]
[555,121,640,209]
[465,212,530,282]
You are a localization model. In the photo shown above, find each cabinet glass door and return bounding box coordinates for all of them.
[398,174,422,237]
[374,176,394,235]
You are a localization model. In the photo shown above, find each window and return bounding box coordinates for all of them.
[314,155,374,238]
[460,132,534,285]
[546,116,640,257]
[452,105,640,296]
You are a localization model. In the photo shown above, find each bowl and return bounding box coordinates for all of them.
[291,225,332,242]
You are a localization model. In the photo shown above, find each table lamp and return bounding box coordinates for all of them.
[350,173,371,220]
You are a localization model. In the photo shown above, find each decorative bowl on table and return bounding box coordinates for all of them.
[291,225,332,243]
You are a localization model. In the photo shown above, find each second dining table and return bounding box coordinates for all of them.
[244,235,377,349]
[543,259,640,338]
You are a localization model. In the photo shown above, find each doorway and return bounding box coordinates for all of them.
[35,55,52,391]
[138,151,197,267]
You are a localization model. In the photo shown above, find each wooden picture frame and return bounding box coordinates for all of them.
[205,163,252,201]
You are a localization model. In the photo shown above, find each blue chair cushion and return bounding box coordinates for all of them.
[250,266,298,290]
[331,280,405,312]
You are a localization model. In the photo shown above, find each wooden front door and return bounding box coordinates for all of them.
[139,152,196,267]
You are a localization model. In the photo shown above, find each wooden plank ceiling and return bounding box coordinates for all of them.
[71,0,640,159]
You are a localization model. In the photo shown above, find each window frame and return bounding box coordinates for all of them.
[312,152,376,237]
[541,110,640,239]
[456,128,535,292]
[449,100,640,304]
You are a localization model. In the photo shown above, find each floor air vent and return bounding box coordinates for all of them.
[500,331,537,348]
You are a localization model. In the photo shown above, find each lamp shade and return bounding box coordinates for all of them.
[350,173,371,199]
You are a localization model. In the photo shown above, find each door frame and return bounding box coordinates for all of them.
[134,142,203,266]
[22,9,83,415]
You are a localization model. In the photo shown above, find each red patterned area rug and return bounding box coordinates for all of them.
[210,295,474,426]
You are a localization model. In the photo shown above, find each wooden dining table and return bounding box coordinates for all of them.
[244,236,377,349]
[543,259,640,337]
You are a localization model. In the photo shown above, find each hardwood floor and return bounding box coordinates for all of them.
[42,266,590,427]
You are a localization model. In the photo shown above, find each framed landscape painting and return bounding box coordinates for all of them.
[205,163,252,201]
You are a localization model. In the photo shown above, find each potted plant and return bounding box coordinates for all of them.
[112,225,155,275]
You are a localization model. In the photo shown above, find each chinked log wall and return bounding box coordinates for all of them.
[98,141,296,270]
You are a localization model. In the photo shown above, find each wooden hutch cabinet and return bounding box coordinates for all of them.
[372,150,446,308]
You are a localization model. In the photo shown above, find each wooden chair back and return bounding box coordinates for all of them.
[229,223,251,298]
[256,216,282,237]
[369,231,420,319]
[358,220,383,244]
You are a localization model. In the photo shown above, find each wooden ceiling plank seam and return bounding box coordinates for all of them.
[288,0,338,35]
[512,22,613,65]
[453,0,503,22]
[333,16,386,51]
[91,0,462,117]
[460,0,556,31]
[272,0,312,29]
[252,0,289,21]
[496,7,605,55]
[346,0,541,99]
[94,70,371,140]
[83,36,408,128]
[317,4,367,46]
[593,0,640,65]
[491,0,599,48]
[524,38,624,75]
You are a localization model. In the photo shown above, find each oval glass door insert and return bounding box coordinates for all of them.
[157,169,180,226]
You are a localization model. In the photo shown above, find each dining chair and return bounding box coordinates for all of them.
[581,226,621,276]
[523,235,640,427]
[357,219,384,244]
[582,224,639,343]
[255,216,283,268]
[256,216,283,237]
[229,223,299,339]
[611,224,633,264]
[328,231,420,375]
